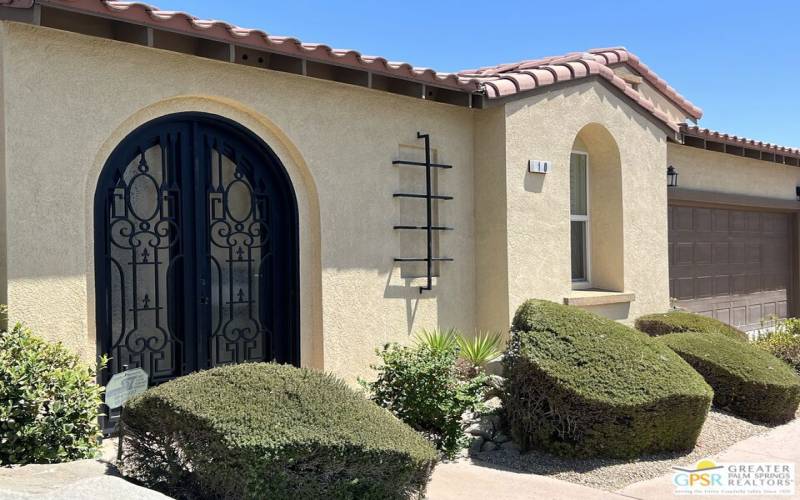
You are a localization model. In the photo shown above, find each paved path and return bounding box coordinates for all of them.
[618,418,800,500]
[3,419,797,499]
[0,442,168,500]
[428,419,800,500]
[426,461,629,500]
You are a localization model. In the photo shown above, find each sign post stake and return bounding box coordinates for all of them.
[117,365,128,463]
[104,365,149,463]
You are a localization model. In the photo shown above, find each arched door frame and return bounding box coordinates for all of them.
[93,112,300,386]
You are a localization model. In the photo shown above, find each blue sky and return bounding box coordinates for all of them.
[153,0,800,146]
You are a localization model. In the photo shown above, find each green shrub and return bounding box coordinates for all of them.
[363,342,487,459]
[635,311,748,341]
[503,300,712,459]
[456,331,504,369]
[121,363,436,500]
[415,328,459,352]
[754,320,800,374]
[0,323,104,465]
[661,331,800,424]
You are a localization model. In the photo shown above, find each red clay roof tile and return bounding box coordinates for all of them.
[461,48,703,122]
[29,1,699,131]
[681,125,800,157]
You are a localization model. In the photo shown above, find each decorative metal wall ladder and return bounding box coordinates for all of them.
[393,132,454,292]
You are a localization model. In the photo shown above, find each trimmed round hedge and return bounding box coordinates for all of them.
[120,363,437,499]
[635,311,748,341]
[503,300,713,458]
[659,331,800,424]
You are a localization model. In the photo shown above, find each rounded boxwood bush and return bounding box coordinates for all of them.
[659,331,800,424]
[120,363,437,500]
[503,300,712,458]
[0,323,104,465]
[635,311,748,341]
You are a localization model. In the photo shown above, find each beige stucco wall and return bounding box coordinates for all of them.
[612,65,691,125]
[0,22,477,383]
[668,143,800,199]
[500,80,672,324]
[473,106,509,332]
[0,21,694,382]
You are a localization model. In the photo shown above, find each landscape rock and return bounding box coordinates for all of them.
[485,375,506,399]
[481,441,498,452]
[468,437,485,455]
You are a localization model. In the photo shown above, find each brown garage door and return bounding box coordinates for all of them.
[669,204,793,332]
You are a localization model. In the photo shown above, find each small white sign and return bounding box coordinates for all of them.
[105,368,149,409]
[528,160,551,174]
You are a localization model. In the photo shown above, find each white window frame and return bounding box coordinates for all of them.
[570,150,591,289]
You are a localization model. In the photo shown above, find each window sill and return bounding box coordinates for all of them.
[563,289,636,307]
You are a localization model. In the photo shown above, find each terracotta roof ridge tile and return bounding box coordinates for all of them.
[680,124,800,155]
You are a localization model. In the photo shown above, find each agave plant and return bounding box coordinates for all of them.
[415,327,460,352]
[457,331,504,368]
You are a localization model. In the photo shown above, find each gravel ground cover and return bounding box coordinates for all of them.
[469,409,785,491]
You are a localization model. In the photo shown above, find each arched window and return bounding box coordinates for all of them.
[570,124,624,291]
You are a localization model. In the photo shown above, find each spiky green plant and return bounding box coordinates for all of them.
[415,328,459,352]
[457,331,504,368]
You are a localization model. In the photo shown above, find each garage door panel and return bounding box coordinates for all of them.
[714,275,730,296]
[733,306,747,327]
[694,209,712,232]
[695,242,712,264]
[747,304,763,326]
[713,210,729,232]
[674,206,693,231]
[730,211,747,232]
[696,276,713,298]
[732,274,748,295]
[669,204,792,332]
[746,212,761,232]
[675,277,694,300]
[676,243,693,265]
[712,242,729,263]
[730,242,745,263]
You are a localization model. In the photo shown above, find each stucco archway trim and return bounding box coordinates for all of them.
[83,95,324,370]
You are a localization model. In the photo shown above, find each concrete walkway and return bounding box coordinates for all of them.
[426,461,629,500]
[618,418,800,500]
[2,419,797,499]
[428,418,800,500]
[0,442,168,500]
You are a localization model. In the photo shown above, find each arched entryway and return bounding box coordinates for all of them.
[94,112,300,386]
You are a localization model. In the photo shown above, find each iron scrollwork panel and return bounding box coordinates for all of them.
[205,136,273,366]
[97,113,299,390]
[103,134,185,383]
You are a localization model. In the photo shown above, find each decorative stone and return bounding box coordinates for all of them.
[485,375,506,399]
[493,432,511,444]
[468,437,484,455]
[481,440,498,452]
[484,396,503,412]
[500,440,519,451]
[464,420,493,439]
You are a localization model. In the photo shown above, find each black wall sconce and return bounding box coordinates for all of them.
[667,165,678,188]
[795,186,800,201]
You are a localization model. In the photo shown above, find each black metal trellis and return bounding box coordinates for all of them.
[393,132,454,293]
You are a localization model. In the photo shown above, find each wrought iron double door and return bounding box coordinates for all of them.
[95,113,299,386]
